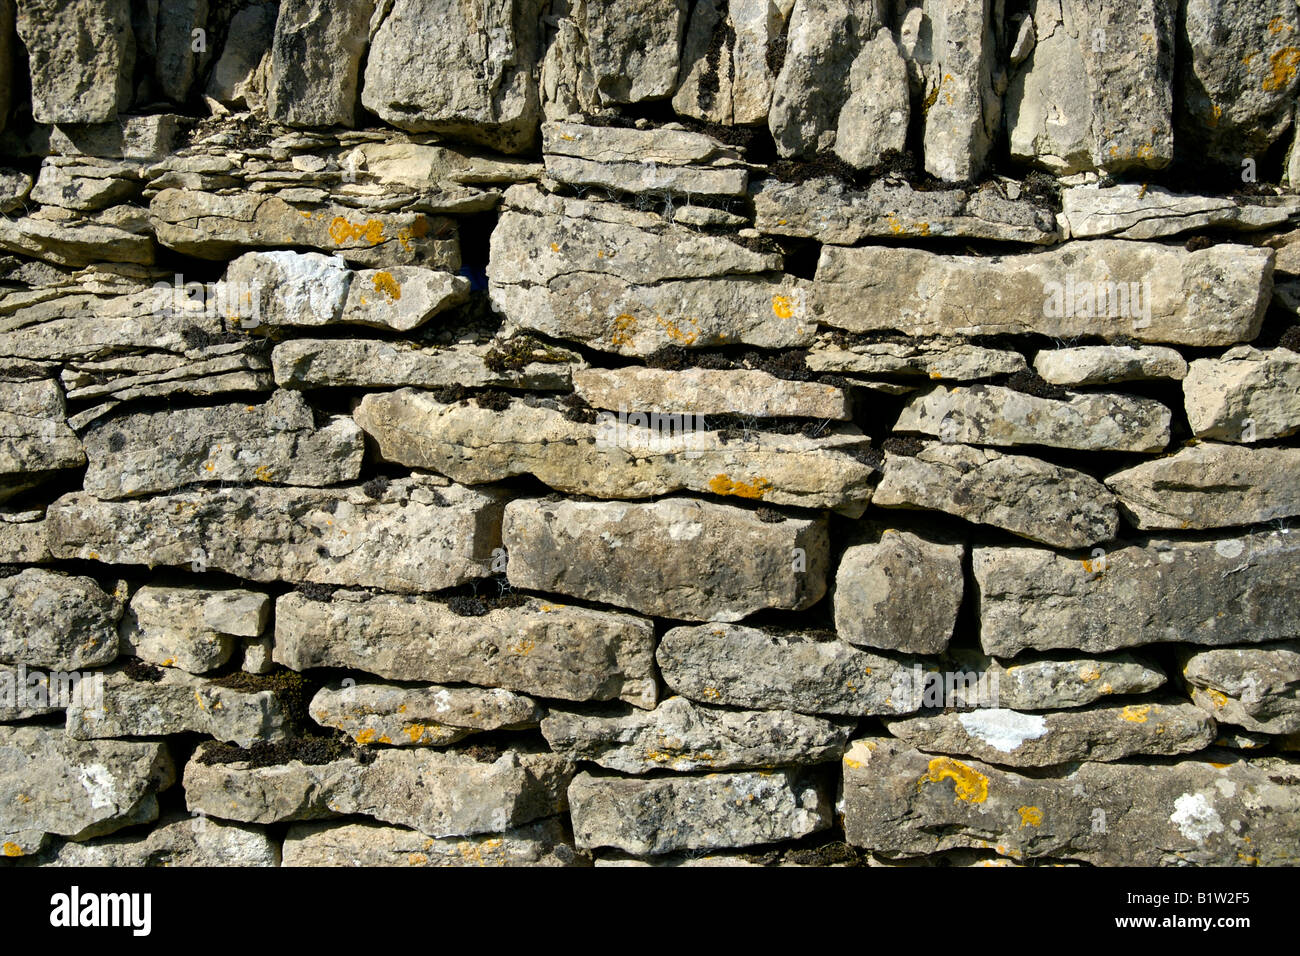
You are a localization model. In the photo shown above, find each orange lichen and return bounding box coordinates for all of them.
[708,474,772,499]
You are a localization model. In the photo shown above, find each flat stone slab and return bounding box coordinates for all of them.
[281,817,587,867]
[0,378,84,478]
[1034,344,1188,386]
[309,681,543,747]
[571,366,851,420]
[31,813,279,867]
[120,585,269,674]
[943,649,1167,710]
[1062,184,1296,240]
[806,338,1027,382]
[1180,642,1300,735]
[1183,346,1300,442]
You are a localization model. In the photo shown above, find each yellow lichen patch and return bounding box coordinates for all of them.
[654,315,700,345]
[610,312,637,348]
[371,271,401,302]
[204,461,216,472]
[253,465,274,482]
[708,474,773,499]
[1262,47,1300,91]
[1018,806,1043,828]
[917,757,989,804]
[1120,704,1151,723]
[162,658,176,667]
[407,853,428,865]
[3,842,23,857]
[1210,761,1231,769]
[538,603,563,612]
[328,216,385,246]
[403,723,427,743]
[508,638,535,656]
[701,686,722,701]
[1269,16,1293,33]
[1207,103,1222,127]
[377,735,392,744]
[354,728,377,745]
[771,294,796,319]
[1205,688,1230,708]
[1080,557,1104,574]
[550,242,559,252]
[1079,668,1101,682]
[87,551,99,561]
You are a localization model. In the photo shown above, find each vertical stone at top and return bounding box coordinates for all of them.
[268,0,376,127]
[15,0,136,124]
[0,0,15,133]
[363,0,545,153]
[673,0,787,125]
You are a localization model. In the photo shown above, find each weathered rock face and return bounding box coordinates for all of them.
[943,649,1167,711]
[541,696,855,773]
[274,591,657,708]
[814,241,1273,346]
[673,0,787,125]
[0,378,85,486]
[572,366,851,419]
[281,817,587,867]
[568,769,831,854]
[1183,347,1300,441]
[16,0,135,124]
[1104,442,1300,530]
[46,479,507,593]
[503,497,829,621]
[807,336,1027,382]
[1181,643,1300,734]
[119,586,269,674]
[842,738,1300,865]
[267,0,375,127]
[184,743,573,837]
[974,529,1300,656]
[309,681,543,747]
[0,569,121,669]
[32,813,279,867]
[1034,344,1188,386]
[1062,184,1296,240]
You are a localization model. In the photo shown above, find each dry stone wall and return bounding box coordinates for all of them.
[1,0,1299,867]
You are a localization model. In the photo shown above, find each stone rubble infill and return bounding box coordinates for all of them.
[1104,442,1300,530]
[805,338,1028,382]
[0,726,174,855]
[64,665,288,748]
[873,442,1120,549]
[1180,642,1300,735]
[354,390,876,513]
[571,366,852,420]
[281,818,588,867]
[182,743,574,838]
[841,738,1300,865]
[833,529,964,654]
[974,529,1300,656]
[813,241,1273,346]
[541,696,856,774]
[0,378,85,480]
[503,497,829,622]
[20,813,279,867]
[274,591,657,709]
[567,769,832,856]
[751,177,1061,245]
[120,585,270,674]
[894,385,1172,452]
[1061,184,1298,239]
[309,682,544,747]
[942,648,1166,710]
[1183,346,1300,441]
[883,701,1216,767]
[0,568,122,670]
[1033,345,1188,386]
[487,184,815,356]
[82,390,364,499]
[542,121,748,198]
[45,478,507,593]
[272,338,585,391]
[656,623,925,717]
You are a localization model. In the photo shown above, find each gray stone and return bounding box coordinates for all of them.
[282,817,587,867]
[912,0,998,181]
[842,737,1300,865]
[274,591,657,709]
[267,0,374,127]
[184,743,573,837]
[974,528,1300,656]
[0,663,84,720]
[1034,344,1188,386]
[354,390,875,512]
[504,497,828,622]
[0,378,84,479]
[944,649,1167,710]
[806,336,1027,382]
[1062,184,1296,239]
[340,267,471,331]
[672,0,787,125]
[569,768,831,855]
[37,813,278,867]
[873,442,1119,549]
[152,0,207,102]
[120,585,269,674]
[207,3,276,110]
[834,28,910,171]
[49,113,188,160]
[657,623,925,716]
[1105,442,1300,530]
[82,390,364,499]
[1183,346,1300,441]
[834,528,963,654]
[573,366,851,419]
[813,241,1273,346]
[16,0,135,124]
[309,682,543,747]
[895,385,1171,452]
[543,696,853,773]
[1181,642,1300,734]
[46,478,507,593]
[29,159,142,211]
[884,701,1216,767]
[583,0,688,104]
[0,168,32,213]
[543,122,747,197]
[0,510,51,564]
[0,569,121,669]
[0,215,154,268]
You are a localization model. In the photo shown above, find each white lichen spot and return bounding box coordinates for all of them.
[1170,792,1223,843]
[77,763,119,810]
[957,709,1049,752]
[667,521,704,541]
[1214,539,1245,559]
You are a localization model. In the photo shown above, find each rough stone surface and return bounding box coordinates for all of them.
[16,0,135,124]
[281,817,587,867]
[673,0,786,125]
[1063,185,1296,239]
[33,813,279,867]
[943,649,1167,710]
[543,122,747,197]
[309,682,543,747]
[0,378,85,481]
[0,569,121,669]
[1181,643,1300,734]
[267,0,374,127]
[120,585,268,674]
[1183,347,1300,441]
[572,366,851,419]
[807,337,1027,381]
[1034,345,1188,386]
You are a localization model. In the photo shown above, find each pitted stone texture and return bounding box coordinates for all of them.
[1183,347,1300,442]
[16,0,135,124]
[0,216,154,268]
[813,241,1273,346]
[354,390,875,512]
[842,738,1300,865]
[267,0,374,127]
[1034,345,1188,386]
[834,529,963,654]
[884,701,1215,767]
[82,390,363,499]
[657,623,924,716]
[46,478,507,593]
[895,385,1171,453]
[874,443,1119,548]
[944,649,1167,710]
[183,743,573,837]
[274,591,657,709]
[572,366,851,419]
[0,569,121,670]
[119,586,269,674]
[0,378,84,480]
[309,682,543,747]
[1062,184,1296,240]
[504,497,829,622]
[28,813,277,867]
[1181,643,1300,734]
[568,769,831,855]
[542,696,854,773]
[1105,442,1300,530]
[974,529,1300,656]
[281,818,587,867]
